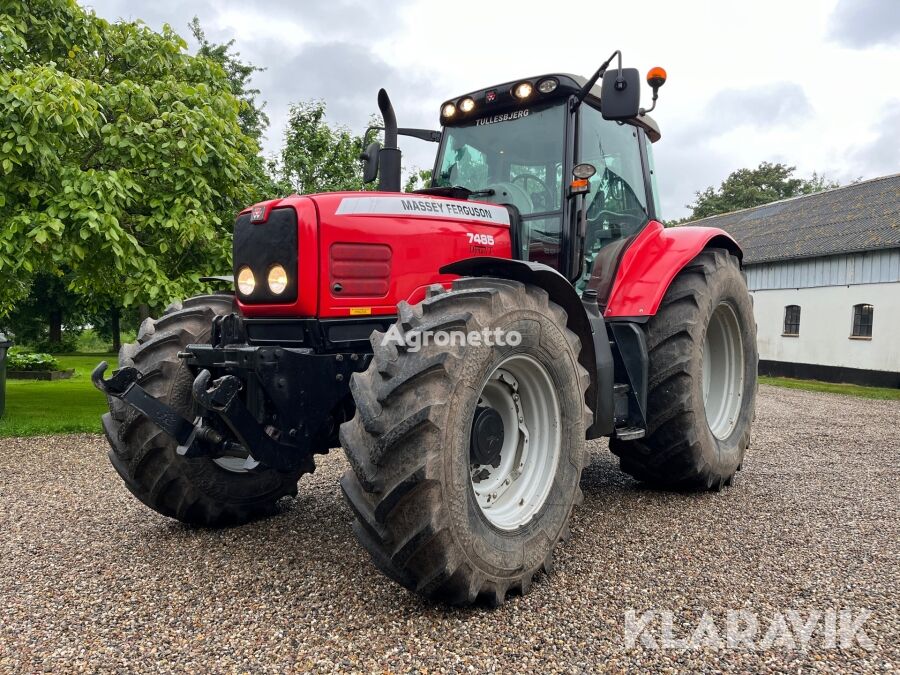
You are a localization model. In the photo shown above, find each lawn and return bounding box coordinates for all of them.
[2,357,897,437]
[0,354,115,437]
[759,375,900,401]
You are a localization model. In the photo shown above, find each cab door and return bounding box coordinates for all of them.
[575,104,656,305]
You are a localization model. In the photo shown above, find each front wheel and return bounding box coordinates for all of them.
[610,248,758,490]
[340,278,591,605]
[102,295,305,526]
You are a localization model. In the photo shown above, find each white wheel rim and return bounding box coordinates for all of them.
[469,354,561,531]
[702,302,744,440]
[213,456,250,473]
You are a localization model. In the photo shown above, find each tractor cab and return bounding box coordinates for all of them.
[427,73,662,298]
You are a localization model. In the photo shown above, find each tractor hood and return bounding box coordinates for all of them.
[233,192,513,320]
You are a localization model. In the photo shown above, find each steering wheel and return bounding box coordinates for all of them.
[511,174,553,211]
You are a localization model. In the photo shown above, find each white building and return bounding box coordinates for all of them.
[691,174,900,387]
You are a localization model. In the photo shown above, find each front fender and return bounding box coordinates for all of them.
[604,221,742,318]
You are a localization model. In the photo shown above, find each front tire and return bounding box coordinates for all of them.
[102,295,304,526]
[610,248,757,489]
[340,279,591,605]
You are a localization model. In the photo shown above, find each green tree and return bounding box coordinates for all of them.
[188,17,277,205]
[686,162,838,220]
[0,272,87,351]
[403,168,432,192]
[189,17,268,142]
[0,0,265,318]
[275,100,369,195]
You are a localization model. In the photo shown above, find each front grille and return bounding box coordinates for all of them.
[233,207,299,304]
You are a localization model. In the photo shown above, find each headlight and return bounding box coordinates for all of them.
[459,97,475,113]
[513,82,533,100]
[237,266,255,295]
[267,264,288,295]
[537,78,558,94]
[441,102,457,118]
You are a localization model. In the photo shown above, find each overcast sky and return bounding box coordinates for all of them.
[80,0,899,219]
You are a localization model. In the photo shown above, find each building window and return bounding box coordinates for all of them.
[783,305,801,336]
[851,304,874,338]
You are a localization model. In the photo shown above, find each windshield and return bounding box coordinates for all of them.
[434,102,566,216]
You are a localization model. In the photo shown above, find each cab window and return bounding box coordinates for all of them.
[435,102,567,268]
[577,106,650,289]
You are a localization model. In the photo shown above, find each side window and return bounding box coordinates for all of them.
[577,106,649,289]
[851,304,874,338]
[783,305,801,336]
[644,135,661,219]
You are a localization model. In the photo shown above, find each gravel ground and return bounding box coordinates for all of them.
[1,385,898,673]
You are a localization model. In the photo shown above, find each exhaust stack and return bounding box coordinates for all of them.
[377,89,401,192]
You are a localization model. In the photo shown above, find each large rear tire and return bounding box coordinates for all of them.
[102,295,304,526]
[610,248,757,489]
[340,279,591,605]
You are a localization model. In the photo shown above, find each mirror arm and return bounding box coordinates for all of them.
[571,50,621,111]
[366,126,441,143]
[639,89,659,116]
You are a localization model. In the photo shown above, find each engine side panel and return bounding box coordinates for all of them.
[604,221,742,318]
[314,193,513,318]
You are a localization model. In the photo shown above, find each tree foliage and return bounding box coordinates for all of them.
[403,168,432,193]
[686,162,838,220]
[188,17,268,143]
[0,0,266,316]
[274,100,370,195]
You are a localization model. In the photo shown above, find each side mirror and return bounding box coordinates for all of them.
[361,141,381,183]
[600,67,640,121]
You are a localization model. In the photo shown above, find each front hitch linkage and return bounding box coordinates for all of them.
[93,361,306,472]
[92,362,238,461]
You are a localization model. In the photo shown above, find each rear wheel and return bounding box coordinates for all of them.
[340,279,591,605]
[610,249,757,489]
[102,295,304,526]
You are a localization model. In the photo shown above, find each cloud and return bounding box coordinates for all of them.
[704,82,812,134]
[828,0,900,48]
[849,100,900,177]
[651,82,813,218]
[253,40,437,157]
[81,0,214,33]
[245,0,408,40]
[653,144,734,220]
[79,0,429,158]
[670,82,812,156]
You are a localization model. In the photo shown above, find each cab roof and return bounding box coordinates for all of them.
[441,72,661,142]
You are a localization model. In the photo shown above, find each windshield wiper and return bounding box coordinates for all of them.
[411,186,496,200]
[467,188,496,198]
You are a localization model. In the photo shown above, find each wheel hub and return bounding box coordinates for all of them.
[470,406,505,467]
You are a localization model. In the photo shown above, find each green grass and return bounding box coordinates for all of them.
[0,353,115,437]
[2,354,896,437]
[759,375,900,401]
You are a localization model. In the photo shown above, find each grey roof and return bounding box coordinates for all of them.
[685,173,900,264]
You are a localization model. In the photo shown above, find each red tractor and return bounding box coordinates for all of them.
[94,53,757,606]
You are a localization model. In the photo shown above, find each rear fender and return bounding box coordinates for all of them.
[604,221,742,318]
[440,257,614,439]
